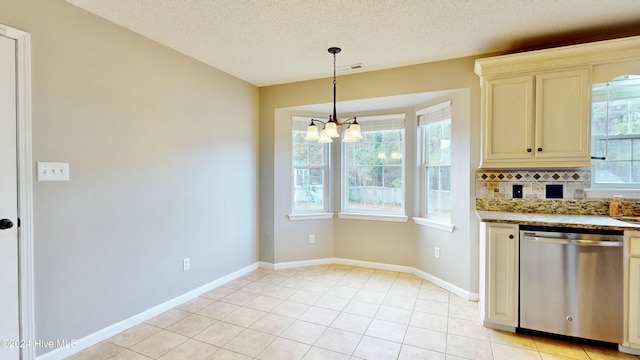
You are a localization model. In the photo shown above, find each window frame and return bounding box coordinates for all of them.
[417,101,453,226]
[590,75,640,190]
[339,114,407,221]
[290,116,331,217]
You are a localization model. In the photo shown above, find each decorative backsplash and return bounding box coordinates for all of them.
[475,169,640,215]
[476,169,591,200]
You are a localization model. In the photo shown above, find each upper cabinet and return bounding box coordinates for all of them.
[475,36,640,169]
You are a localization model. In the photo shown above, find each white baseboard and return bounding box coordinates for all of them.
[262,257,478,301]
[334,258,415,274]
[412,267,479,301]
[41,257,477,359]
[619,344,640,356]
[260,258,334,270]
[36,262,259,360]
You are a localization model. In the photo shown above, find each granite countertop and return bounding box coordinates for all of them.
[476,210,640,231]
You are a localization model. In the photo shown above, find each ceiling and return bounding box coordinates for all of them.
[67,0,640,87]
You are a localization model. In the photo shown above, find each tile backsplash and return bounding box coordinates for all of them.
[476,169,640,215]
[476,169,591,200]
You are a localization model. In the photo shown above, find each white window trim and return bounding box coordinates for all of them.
[412,217,455,232]
[418,101,452,220]
[291,116,330,215]
[288,213,335,221]
[338,213,408,223]
[584,189,640,199]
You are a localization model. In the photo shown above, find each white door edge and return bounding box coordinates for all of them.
[1,23,35,360]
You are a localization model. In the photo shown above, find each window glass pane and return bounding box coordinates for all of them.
[591,75,640,188]
[422,114,451,217]
[293,167,325,211]
[343,129,405,214]
[595,161,630,183]
[426,166,451,216]
[607,139,631,161]
[292,129,327,212]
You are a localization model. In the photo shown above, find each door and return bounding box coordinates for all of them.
[485,223,519,327]
[0,34,20,359]
[535,68,590,160]
[482,75,534,163]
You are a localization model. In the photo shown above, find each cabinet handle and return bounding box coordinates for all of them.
[509,235,514,239]
[537,148,543,152]
[527,148,532,153]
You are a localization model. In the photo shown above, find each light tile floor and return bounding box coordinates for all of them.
[68,264,640,360]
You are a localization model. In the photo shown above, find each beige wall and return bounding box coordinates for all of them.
[260,56,482,293]
[1,0,259,355]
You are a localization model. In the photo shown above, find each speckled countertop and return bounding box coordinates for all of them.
[476,210,640,231]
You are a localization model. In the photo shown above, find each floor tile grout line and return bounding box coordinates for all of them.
[75,265,640,360]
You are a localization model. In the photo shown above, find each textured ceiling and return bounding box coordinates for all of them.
[67,0,640,87]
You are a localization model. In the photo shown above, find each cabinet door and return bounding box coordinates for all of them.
[535,68,591,163]
[482,76,534,163]
[629,258,640,346]
[485,223,519,327]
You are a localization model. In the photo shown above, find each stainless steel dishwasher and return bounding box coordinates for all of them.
[519,225,623,343]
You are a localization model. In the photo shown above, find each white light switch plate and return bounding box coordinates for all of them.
[37,162,70,181]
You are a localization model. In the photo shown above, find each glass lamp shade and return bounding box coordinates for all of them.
[318,129,333,143]
[304,123,320,141]
[347,123,362,139]
[342,128,358,142]
[323,122,340,138]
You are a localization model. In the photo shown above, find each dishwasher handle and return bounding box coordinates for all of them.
[522,234,623,247]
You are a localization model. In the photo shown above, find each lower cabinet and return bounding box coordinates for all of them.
[627,236,640,348]
[480,222,519,329]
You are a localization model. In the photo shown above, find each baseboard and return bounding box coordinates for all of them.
[619,344,640,355]
[259,258,334,270]
[262,257,478,301]
[412,267,479,301]
[36,262,260,360]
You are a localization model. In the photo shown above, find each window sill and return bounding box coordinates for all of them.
[337,213,409,223]
[288,213,334,221]
[585,189,640,199]
[413,217,455,232]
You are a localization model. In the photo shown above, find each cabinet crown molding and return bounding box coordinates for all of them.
[475,36,640,78]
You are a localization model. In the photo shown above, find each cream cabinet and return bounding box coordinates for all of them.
[475,36,640,169]
[479,222,519,329]
[480,68,591,168]
[627,235,640,349]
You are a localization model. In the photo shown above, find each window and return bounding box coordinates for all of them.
[591,75,640,189]
[418,101,452,220]
[292,117,329,213]
[341,114,406,216]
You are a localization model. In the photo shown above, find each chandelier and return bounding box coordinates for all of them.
[305,47,362,143]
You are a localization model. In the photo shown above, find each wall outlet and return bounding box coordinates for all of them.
[183,258,190,271]
[434,247,440,259]
[309,234,315,244]
[512,184,523,198]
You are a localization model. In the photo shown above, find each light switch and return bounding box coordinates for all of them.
[37,162,70,181]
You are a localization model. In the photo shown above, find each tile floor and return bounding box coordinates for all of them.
[68,264,640,360]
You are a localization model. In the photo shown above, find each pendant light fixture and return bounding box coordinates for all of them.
[305,47,362,143]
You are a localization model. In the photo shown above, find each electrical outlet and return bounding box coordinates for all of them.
[309,234,315,244]
[434,247,440,259]
[183,258,190,271]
